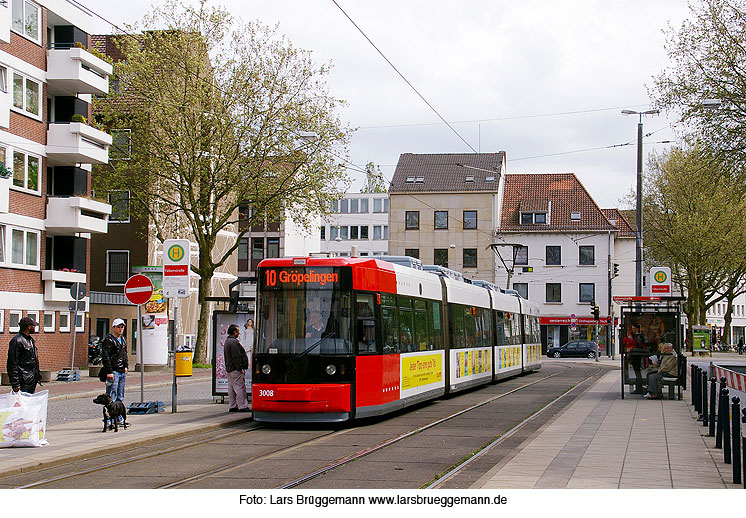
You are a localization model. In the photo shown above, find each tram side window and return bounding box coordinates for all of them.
[510,314,521,345]
[382,305,399,354]
[398,296,414,353]
[414,299,428,351]
[449,304,465,349]
[429,301,443,350]
[495,315,507,346]
[482,308,492,348]
[464,307,477,348]
[356,293,377,354]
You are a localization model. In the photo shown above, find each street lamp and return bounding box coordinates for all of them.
[621,108,659,296]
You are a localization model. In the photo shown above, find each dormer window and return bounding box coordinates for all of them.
[406,177,415,183]
[570,212,581,221]
[486,176,495,182]
[521,212,547,224]
[415,177,424,183]
[465,175,474,182]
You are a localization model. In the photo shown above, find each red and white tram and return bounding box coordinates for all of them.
[251,257,541,423]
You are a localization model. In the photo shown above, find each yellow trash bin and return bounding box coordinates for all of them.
[174,351,193,377]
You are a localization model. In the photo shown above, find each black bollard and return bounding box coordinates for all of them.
[732,397,741,484]
[702,369,708,428]
[691,365,697,406]
[717,385,725,449]
[694,366,701,415]
[710,377,717,437]
[723,388,731,464]
[741,407,746,489]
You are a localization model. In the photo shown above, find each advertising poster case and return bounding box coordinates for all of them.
[212,312,255,396]
[133,266,168,365]
[692,325,711,355]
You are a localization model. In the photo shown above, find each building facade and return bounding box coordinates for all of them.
[320,192,389,257]
[495,173,636,353]
[0,0,113,376]
[388,153,505,280]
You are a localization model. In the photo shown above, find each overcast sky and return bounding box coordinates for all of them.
[80,0,693,209]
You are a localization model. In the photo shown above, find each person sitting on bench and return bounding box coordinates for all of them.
[644,343,677,400]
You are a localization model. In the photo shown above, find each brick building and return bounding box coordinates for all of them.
[0,0,112,378]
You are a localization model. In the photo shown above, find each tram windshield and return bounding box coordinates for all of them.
[256,267,352,355]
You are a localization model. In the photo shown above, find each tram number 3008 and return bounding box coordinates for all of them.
[259,389,275,397]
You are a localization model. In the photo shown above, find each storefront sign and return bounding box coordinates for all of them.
[540,317,614,325]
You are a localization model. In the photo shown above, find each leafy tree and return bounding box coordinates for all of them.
[643,145,746,343]
[95,0,350,362]
[360,162,387,193]
[652,0,746,168]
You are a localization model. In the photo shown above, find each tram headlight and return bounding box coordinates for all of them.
[261,364,271,375]
[325,364,337,376]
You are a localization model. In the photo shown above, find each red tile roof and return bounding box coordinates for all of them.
[500,173,618,232]
[602,208,636,238]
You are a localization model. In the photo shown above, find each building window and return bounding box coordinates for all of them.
[579,283,595,303]
[10,227,39,268]
[320,226,325,240]
[546,245,561,266]
[579,245,595,265]
[513,283,528,299]
[27,311,39,332]
[463,248,477,268]
[383,225,388,239]
[59,312,70,332]
[546,283,561,303]
[340,226,349,240]
[405,248,419,259]
[108,191,130,223]
[349,198,358,213]
[251,237,264,270]
[12,72,40,117]
[434,211,448,229]
[570,212,581,221]
[0,66,7,94]
[360,198,369,213]
[339,198,348,214]
[360,225,369,239]
[330,226,339,241]
[514,245,528,266]
[463,210,477,229]
[0,310,4,333]
[350,226,359,240]
[373,226,381,240]
[521,212,547,224]
[405,211,419,230]
[106,250,129,285]
[110,130,132,160]
[75,312,84,332]
[43,311,55,332]
[9,310,21,332]
[434,248,448,267]
[11,0,41,43]
[12,150,40,193]
[267,237,279,258]
[373,198,388,213]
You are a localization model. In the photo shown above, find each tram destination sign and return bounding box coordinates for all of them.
[262,267,344,290]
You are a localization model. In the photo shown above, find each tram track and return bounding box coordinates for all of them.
[275,365,597,489]
[8,362,602,489]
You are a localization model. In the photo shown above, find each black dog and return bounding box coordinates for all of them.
[93,394,128,432]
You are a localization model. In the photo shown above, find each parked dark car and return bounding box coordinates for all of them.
[547,340,598,359]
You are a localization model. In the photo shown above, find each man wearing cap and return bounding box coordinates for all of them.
[6,316,42,393]
[101,319,129,412]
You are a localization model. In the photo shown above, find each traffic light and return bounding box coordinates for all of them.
[591,304,600,320]
[228,289,239,313]
[612,263,620,278]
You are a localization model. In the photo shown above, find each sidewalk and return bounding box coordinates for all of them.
[0,367,254,478]
[472,357,741,489]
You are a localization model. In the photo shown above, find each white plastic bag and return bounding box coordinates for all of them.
[0,389,48,447]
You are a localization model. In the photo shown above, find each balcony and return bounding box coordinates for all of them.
[47,122,112,165]
[0,3,9,44]
[0,176,8,213]
[42,269,88,306]
[45,196,111,235]
[47,47,112,96]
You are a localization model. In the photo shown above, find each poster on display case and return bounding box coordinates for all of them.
[132,266,168,365]
[212,312,256,396]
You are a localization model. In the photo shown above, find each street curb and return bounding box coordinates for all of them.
[0,412,255,479]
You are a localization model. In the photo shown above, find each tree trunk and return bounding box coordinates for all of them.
[194,268,213,364]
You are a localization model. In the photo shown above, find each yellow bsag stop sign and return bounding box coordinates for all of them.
[654,270,667,283]
[650,266,671,295]
[168,244,185,262]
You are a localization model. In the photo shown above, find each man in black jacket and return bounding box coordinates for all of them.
[7,316,41,394]
[101,318,128,410]
[224,324,249,412]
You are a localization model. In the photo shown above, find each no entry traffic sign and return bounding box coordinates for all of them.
[124,274,154,305]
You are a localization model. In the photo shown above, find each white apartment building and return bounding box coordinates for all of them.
[321,193,389,257]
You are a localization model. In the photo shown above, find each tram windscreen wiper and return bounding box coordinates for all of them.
[293,337,324,360]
